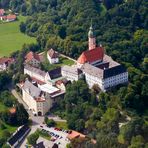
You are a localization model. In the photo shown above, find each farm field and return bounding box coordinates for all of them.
[0,16,36,57]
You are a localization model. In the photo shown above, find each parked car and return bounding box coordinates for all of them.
[51,138,56,142]
[55,134,59,138]
[68,130,72,134]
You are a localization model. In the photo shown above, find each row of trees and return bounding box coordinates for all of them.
[0,71,29,147]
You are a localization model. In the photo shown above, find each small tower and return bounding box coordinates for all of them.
[88,22,96,50]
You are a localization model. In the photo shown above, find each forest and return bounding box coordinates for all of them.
[0,0,148,147]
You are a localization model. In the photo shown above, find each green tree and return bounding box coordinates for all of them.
[27,132,39,146]
[16,103,29,125]
[128,135,145,148]
[46,119,56,127]
[75,119,85,132]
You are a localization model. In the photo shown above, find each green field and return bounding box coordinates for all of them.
[0,16,36,57]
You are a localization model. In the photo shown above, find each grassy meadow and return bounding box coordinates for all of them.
[0,16,36,57]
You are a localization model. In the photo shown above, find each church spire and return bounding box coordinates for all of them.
[88,21,96,50]
[88,20,94,38]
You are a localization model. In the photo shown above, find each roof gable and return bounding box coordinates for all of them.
[0,58,14,65]
[48,49,59,58]
[25,51,40,63]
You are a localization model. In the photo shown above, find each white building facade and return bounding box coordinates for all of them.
[76,24,128,91]
[22,87,53,116]
[61,65,83,82]
[0,63,7,71]
[24,65,46,82]
[0,58,14,71]
[21,79,64,116]
[47,49,59,64]
[82,63,128,91]
[85,71,128,91]
[27,58,40,68]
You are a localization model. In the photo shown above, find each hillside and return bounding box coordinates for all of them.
[0,0,147,147]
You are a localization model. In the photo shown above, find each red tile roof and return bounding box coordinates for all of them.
[25,51,40,63]
[6,14,16,20]
[35,97,45,102]
[0,15,16,20]
[0,58,14,64]
[1,16,6,19]
[77,47,104,64]
[9,107,16,114]
[67,130,86,140]
[48,49,59,58]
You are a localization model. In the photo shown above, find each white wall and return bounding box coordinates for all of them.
[85,73,103,90]
[47,54,59,64]
[22,87,56,116]
[85,72,128,91]
[62,70,79,82]
[104,72,128,89]
[24,68,45,82]
[28,59,40,67]
[0,63,7,71]
[22,89,38,114]
[22,89,54,116]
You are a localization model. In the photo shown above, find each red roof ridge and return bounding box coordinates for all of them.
[0,57,14,64]
[77,47,104,64]
[25,51,40,62]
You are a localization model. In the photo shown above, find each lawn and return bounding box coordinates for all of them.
[42,55,75,71]
[55,121,68,130]
[0,15,36,57]
[0,102,7,112]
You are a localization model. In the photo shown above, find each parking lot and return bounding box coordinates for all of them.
[38,125,70,148]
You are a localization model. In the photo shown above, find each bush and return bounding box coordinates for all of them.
[2,144,11,148]
[0,138,5,147]
[44,116,48,124]
[46,119,56,127]
[0,120,6,130]
[2,130,11,140]
[27,132,39,146]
